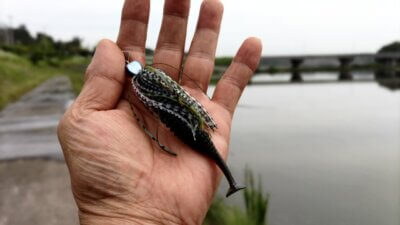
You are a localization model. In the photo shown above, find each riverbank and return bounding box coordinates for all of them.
[0,51,56,110]
[0,51,88,110]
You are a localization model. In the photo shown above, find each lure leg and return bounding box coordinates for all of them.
[128,101,178,157]
[154,127,178,156]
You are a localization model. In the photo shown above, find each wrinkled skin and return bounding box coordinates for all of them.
[57,0,262,224]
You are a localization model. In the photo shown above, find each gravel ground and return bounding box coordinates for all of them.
[0,159,79,225]
[0,76,79,225]
[0,76,73,161]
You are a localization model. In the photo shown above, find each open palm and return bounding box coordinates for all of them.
[58,0,261,224]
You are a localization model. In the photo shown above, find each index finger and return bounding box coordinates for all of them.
[117,0,150,65]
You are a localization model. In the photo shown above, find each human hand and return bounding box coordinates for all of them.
[57,0,262,224]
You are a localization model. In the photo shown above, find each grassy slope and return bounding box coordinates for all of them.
[0,51,89,110]
[58,56,90,94]
[0,51,57,110]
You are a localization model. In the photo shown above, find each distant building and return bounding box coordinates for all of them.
[0,23,14,45]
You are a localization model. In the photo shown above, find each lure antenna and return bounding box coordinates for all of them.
[123,50,132,64]
[151,62,208,96]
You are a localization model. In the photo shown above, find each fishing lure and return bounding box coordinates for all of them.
[126,60,245,197]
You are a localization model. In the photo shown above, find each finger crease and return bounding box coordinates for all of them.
[91,73,125,88]
[233,61,255,73]
[164,13,188,21]
[123,45,146,53]
[195,27,219,37]
[156,44,184,54]
[121,18,148,28]
[187,51,214,62]
[220,75,244,92]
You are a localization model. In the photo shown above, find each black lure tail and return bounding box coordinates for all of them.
[193,129,246,197]
[226,184,246,198]
[158,109,246,197]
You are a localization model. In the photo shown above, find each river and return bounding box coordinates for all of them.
[220,73,400,225]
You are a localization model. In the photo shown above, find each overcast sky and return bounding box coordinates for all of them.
[1,0,399,56]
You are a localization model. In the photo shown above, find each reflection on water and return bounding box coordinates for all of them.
[251,71,400,91]
[375,70,400,90]
[217,75,400,225]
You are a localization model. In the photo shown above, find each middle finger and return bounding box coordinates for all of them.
[152,0,190,81]
[182,0,223,92]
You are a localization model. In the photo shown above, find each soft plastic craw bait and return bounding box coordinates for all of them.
[126,60,245,197]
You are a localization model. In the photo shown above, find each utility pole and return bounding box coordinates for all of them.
[0,0,4,44]
[0,0,13,45]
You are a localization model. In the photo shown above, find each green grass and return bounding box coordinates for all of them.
[0,51,57,110]
[215,57,233,67]
[204,168,269,225]
[58,56,90,94]
[0,51,90,110]
[243,169,270,225]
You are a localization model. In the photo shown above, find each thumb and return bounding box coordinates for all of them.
[76,39,126,111]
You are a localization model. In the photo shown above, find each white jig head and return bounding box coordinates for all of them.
[127,61,143,77]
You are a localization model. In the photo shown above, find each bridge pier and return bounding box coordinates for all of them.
[338,57,354,80]
[339,71,353,81]
[290,58,303,82]
[375,58,398,79]
[397,59,400,79]
[375,69,396,79]
[376,58,397,68]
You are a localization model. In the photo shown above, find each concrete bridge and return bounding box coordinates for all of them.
[259,53,400,81]
[375,53,400,67]
[260,53,400,66]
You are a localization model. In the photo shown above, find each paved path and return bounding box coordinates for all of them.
[0,77,79,225]
[0,76,74,160]
[0,159,79,225]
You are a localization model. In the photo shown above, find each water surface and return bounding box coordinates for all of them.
[220,74,400,225]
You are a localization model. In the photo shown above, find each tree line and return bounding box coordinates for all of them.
[0,25,92,64]
[378,41,400,54]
